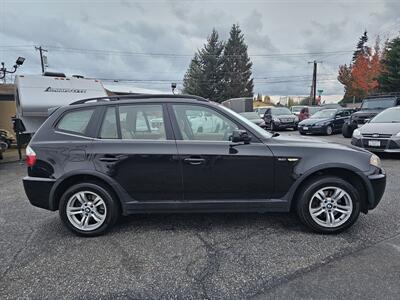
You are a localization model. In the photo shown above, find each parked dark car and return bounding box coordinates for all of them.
[23,95,386,236]
[342,94,400,138]
[351,107,400,153]
[263,107,298,131]
[239,112,267,129]
[298,108,353,135]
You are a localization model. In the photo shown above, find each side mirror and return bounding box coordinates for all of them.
[231,129,251,144]
[365,119,371,123]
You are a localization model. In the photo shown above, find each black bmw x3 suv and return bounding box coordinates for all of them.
[23,95,386,236]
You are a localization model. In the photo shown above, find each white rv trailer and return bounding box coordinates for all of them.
[14,74,108,134]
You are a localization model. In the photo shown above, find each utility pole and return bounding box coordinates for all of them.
[35,46,48,74]
[308,60,322,105]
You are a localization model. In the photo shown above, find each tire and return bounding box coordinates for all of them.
[342,123,355,138]
[326,125,333,135]
[300,131,306,135]
[296,176,361,234]
[59,182,120,237]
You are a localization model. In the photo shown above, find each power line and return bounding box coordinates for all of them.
[41,45,353,58]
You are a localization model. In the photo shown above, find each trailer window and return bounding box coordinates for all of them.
[57,109,95,135]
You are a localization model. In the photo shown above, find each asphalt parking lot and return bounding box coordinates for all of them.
[1,132,400,299]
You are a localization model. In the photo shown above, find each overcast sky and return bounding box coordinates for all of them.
[1,0,399,97]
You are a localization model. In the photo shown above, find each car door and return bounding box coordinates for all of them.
[169,103,274,201]
[333,111,349,131]
[92,103,183,201]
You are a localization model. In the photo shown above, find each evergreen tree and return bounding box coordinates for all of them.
[182,29,224,101]
[352,30,370,62]
[378,37,400,92]
[198,29,225,102]
[221,24,254,100]
[182,53,202,96]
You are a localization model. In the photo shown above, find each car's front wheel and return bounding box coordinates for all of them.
[296,176,361,233]
[326,125,333,135]
[59,182,120,237]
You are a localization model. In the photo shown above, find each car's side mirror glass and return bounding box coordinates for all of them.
[230,129,251,144]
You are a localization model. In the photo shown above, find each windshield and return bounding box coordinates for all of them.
[362,98,396,109]
[219,105,272,139]
[271,107,292,115]
[240,112,260,119]
[256,107,268,114]
[291,106,304,113]
[310,109,335,119]
[309,107,321,114]
[371,108,400,123]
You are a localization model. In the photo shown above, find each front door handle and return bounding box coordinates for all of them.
[99,155,120,162]
[183,157,205,165]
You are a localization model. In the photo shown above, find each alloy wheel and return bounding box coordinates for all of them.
[66,191,107,231]
[308,186,353,228]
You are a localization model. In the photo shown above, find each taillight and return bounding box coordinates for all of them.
[26,145,37,167]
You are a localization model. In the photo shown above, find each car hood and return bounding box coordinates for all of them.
[359,122,400,135]
[249,118,264,124]
[269,135,372,154]
[275,114,296,119]
[299,118,330,125]
[352,109,382,117]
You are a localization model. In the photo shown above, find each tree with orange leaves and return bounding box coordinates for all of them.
[338,32,382,103]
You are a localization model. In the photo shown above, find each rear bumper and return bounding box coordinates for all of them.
[23,176,56,210]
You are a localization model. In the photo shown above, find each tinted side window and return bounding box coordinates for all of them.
[172,104,238,141]
[57,109,95,135]
[119,104,166,140]
[100,107,118,139]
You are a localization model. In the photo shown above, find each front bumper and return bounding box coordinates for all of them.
[23,176,56,210]
[274,121,297,129]
[352,137,400,153]
[363,168,386,210]
[298,125,327,134]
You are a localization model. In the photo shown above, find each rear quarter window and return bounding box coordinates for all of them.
[56,109,95,135]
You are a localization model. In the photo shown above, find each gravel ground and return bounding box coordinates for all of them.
[0,132,399,299]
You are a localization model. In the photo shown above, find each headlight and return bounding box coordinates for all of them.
[370,154,381,168]
[273,117,280,122]
[396,132,400,137]
[353,129,361,138]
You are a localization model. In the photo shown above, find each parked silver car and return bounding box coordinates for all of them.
[351,106,400,153]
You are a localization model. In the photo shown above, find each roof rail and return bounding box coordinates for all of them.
[69,94,209,105]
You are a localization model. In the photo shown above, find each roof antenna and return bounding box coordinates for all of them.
[171,82,177,94]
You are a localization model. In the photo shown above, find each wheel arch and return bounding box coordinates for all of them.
[289,166,369,213]
[49,171,128,214]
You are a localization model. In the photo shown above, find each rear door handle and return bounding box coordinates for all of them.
[183,157,205,165]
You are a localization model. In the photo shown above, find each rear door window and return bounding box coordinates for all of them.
[57,109,95,135]
[119,104,166,140]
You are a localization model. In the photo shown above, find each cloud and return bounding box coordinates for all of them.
[0,0,399,96]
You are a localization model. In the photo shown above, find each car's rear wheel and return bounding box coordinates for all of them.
[296,176,361,233]
[59,182,120,237]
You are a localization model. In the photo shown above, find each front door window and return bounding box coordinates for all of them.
[172,104,238,141]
